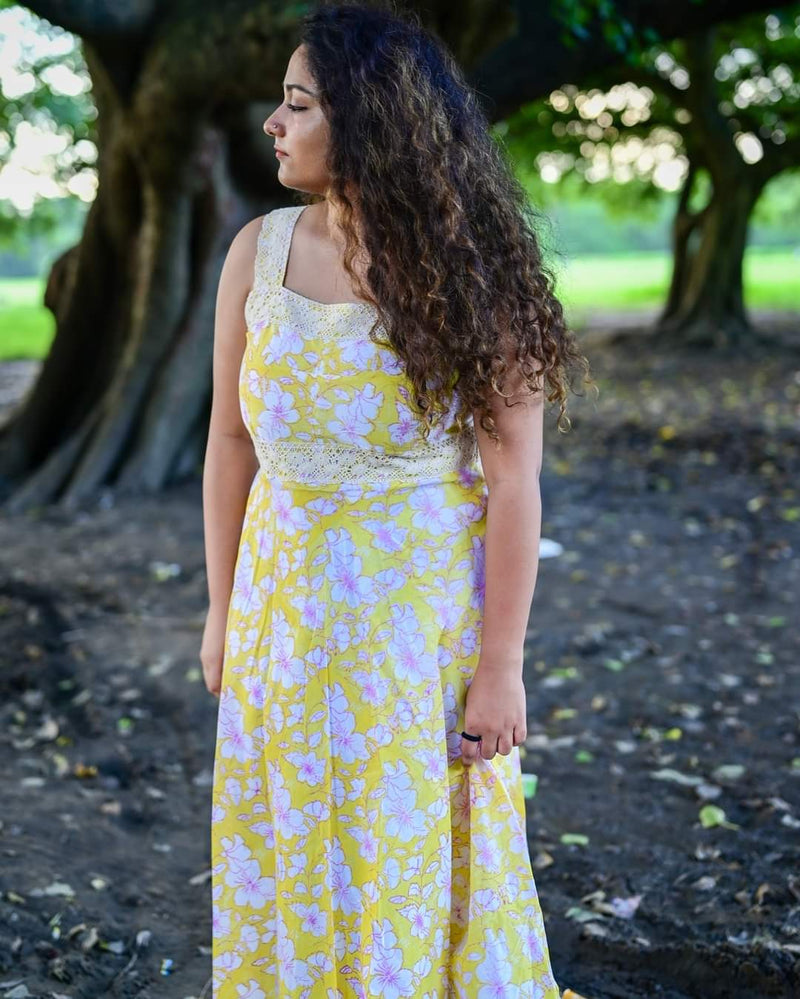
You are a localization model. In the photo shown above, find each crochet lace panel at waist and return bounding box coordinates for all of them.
[252,434,480,485]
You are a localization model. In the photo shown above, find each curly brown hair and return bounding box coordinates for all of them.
[297,0,595,446]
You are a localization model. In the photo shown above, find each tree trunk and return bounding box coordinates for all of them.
[654,27,776,350]
[0,28,284,512]
[661,161,704,321]
[657,168,767,348]
[0,120,270,513]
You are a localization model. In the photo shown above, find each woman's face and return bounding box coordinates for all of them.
[263,45,331,195]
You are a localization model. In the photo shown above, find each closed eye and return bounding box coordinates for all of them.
[287,103,307,112]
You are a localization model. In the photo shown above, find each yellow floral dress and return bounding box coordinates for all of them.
[210,204,562,999]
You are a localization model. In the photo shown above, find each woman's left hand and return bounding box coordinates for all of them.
[460,662,528,766]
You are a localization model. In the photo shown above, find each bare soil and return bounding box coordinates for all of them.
[1,311,799,999]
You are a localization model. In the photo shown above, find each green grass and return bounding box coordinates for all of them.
[551,246,800,324]
[551,251,673,311]
[1,247,798,361]
[0,277,55,360]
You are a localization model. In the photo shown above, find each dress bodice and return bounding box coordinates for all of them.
[239,205,481,488]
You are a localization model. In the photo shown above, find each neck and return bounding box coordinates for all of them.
[322,195,363,249]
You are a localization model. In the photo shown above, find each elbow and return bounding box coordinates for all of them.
[485,469,541,496]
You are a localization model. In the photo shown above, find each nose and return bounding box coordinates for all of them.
[264,103,286,136]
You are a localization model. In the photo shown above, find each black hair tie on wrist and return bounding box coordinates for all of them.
[461,730,482,742]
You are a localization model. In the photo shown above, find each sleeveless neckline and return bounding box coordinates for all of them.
[244,205,383,341]
[280,205,376,313]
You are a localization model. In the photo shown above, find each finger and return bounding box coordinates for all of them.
[480,734,499,760]
[512,724,527,747]
[497,734,513,756]
[461,736,481,767]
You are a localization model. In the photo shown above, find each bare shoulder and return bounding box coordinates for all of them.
[214,215,271,352]
[221,214,268,299]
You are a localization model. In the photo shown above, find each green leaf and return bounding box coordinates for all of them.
[561,832,590,845]
[699,804,726,827]
[699,804,739,830]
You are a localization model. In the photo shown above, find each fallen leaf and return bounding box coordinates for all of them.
[80,927,99,951]
[712,764,745,782]
[699,804,739,830]
[561,833,589,846]
[695,783,722,800]
[650,768,702,786]
[29,882,74,899]
[565,905,603,923]
[73,763,98,779]
[609,894,642,918]
[33,716,59,742]
[100,939,125,955]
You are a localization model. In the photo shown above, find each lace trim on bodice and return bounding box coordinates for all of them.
[244,205,381,342]
[253,434,480,486]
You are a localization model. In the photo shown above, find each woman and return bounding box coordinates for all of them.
[202,3,592,996]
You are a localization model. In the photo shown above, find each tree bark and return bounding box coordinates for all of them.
[2,130,268,511]
[654,28,782,349]
[661,161,704,322]
[0,10,288,511]
[657,169,767,348]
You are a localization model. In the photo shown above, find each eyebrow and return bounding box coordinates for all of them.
[283,83,318,98]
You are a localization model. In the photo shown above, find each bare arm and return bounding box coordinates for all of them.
[459,346,545,762]
[202,215,264,617]
[472,350,544,676]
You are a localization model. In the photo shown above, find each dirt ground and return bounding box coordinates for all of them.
[0,310,799,999]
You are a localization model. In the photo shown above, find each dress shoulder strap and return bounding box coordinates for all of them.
[244,206,302,332]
